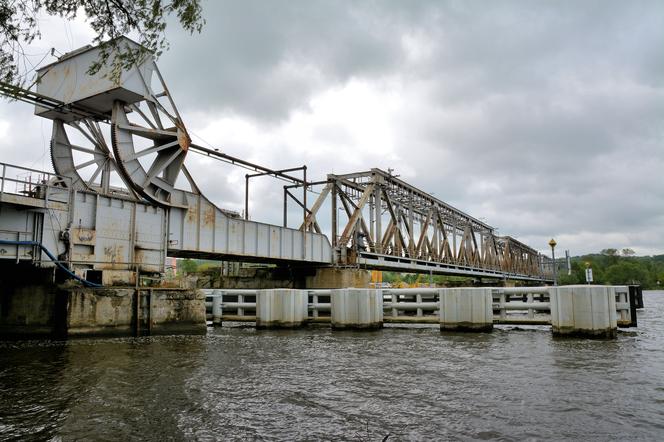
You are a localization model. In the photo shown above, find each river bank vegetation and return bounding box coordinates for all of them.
[559,249,663,289]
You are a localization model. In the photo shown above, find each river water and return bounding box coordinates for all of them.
[1,291,663,441]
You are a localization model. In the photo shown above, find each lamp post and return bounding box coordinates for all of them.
[549,238,557,286]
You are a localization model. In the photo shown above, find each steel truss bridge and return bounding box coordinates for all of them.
[295,169,551,281]
[0,38,553,283]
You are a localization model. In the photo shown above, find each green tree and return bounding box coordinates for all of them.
[605,261,647,285]
[1,0,204,84]
[601,248,618,257]
[600,248,620,266]
[558,260,584,285]
[178,258,198,274]
[621,248,635,257]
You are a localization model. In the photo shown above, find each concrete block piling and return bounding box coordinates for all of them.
[255,289,308,329]
[211,290,223,326]
[331,289,383,330]
[550,285,618,338]
[439,288,493,332]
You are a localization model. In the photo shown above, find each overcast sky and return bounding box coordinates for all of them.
[1,0,662,256]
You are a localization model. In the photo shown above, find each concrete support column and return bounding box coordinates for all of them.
[439,288,493,332]
[331,289,383,330]
[256,289,308,329]
[305,267,371,289]
[550,285,617,338]
[211,289,223,326]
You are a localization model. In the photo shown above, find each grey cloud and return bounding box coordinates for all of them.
[159,0,406,121]
[0,0,662,256]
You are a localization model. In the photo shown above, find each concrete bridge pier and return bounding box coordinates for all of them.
[0,263,207,338]
[439,288,493,332]
[255,289,308,329]
[330,289,383,330]
[550,285,618,338]
[305,268,372,289]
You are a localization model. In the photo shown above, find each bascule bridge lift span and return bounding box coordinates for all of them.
[0,38,553,283]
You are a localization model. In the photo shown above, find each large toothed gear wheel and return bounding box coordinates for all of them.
[45,43,199,206]
[111,100,192,206]
[50,118,136,197]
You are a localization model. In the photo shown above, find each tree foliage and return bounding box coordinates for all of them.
[558,252,664,289]
[1,0,204,84]
[621,248,635,257]
[178,258,198,275]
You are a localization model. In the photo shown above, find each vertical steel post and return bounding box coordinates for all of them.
[331,182,338,248]
[43,180,50,208]
[395,202,402,256]
[549,238,557,286]
[0,163,6,201]
[566,249,571,275]
[452,222,457,262]
[408,190,414,256]
[244,174,249,220]
[303,166,307,231]
[552,248,557,286]
[302,166,307,259]
[374,181,382,254]
[369,197,375,246]
[283,186,288,227]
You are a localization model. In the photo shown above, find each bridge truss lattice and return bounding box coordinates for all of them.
[300,169,552,281]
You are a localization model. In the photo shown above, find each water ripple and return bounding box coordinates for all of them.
[1,292,663,440]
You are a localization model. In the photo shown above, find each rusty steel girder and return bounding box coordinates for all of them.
[301,168,552,281]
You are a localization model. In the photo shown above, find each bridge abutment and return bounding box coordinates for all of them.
[0,264,206,338]
[66,288,206,337]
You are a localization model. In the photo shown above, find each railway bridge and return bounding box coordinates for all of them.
[0,38,553,287]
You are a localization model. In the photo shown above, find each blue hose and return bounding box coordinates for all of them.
[0,239,102,287]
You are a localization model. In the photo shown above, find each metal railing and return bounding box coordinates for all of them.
[203,286,635,327]
[379,288,438,323]
[0,162,72,208]
[492,287,551,325]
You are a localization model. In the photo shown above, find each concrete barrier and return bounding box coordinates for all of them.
[439,288,493,332]
[331,288,383,330]
[255,289,308,329]
[550,285,617,338]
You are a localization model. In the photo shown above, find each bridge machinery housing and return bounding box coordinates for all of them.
[1,37,331,285]
[0,38,552,285]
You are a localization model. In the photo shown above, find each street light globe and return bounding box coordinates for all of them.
[548,238,557,248]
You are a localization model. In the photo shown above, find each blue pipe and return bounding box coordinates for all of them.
[0,239,102,288]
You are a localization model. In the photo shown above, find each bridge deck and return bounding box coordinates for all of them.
[1,161,551,282]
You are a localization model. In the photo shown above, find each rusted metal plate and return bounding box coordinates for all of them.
[72,228,96,245]
[35,37,154,121]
